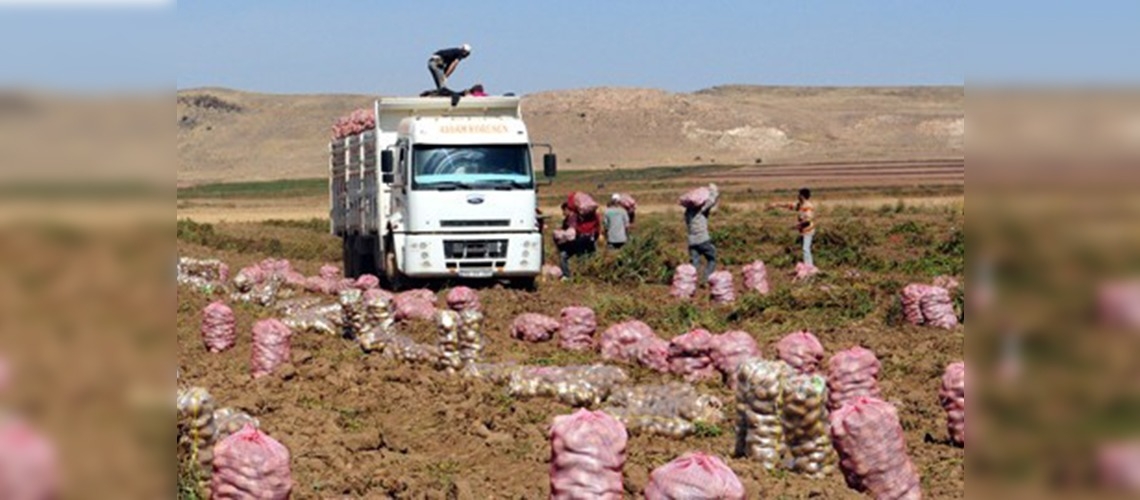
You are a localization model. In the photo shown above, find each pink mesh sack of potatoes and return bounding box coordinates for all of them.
[201,301,236,353]
[776,331,825,375]
[830,397,922,500]
[318,264,341,280]
[793,262,820,281]
[920,286,958,330]
[742,260,771,295]
[599,321,670,372]
[353,274,380,290]
[393,289,437,322]
[939,362,966,447]
[827,346,882,411]
[667,329,719,382]
[708,330,760,388]
[549,409,627,500]
[670,264,698,300]
[932,275,960,291]
[708,270,736,304]
[251,319,292,379]
[678,187,711,209]
[1097,442,1140,492]
[1098,281,1140,329]
[511,313,560,342]
[899,284,932,326]
[211,424,292,500]
[570,192,599,215]
[644,452,744,500]
[558,306,597,351]
[0,417,58,500]
[445,286,481,312]
[553,228,577,245]
[541,265,564,281]
[616,193,637,213]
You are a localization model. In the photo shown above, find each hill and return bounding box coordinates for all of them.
[177,85,962,184]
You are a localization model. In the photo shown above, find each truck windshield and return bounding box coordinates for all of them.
[412,144,533,190]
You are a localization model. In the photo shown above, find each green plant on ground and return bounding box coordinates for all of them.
[692,421,724,438]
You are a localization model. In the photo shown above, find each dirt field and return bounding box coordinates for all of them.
[177,178,965,498]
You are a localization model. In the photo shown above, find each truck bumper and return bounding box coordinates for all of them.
[399,232,542,278]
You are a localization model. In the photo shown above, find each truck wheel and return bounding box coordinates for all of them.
[342,236,357,278]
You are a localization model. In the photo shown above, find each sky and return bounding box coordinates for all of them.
[0,1,1138,94]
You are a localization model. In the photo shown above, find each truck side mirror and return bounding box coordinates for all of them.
[381,149,394,183]
[543,153,557,178]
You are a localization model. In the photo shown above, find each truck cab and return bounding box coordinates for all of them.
[329,96,555,289]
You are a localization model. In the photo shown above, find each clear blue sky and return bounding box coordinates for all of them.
[1,1,1138,93]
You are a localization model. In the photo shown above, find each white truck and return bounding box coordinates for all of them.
[329,96,556,289]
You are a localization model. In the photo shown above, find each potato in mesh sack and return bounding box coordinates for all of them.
[201,301,236,353]
[381,333,440,365]
[435,310,463,373]
[827,346,882,411]
[393,289,437,322]
[353,273,380,290]
[735,358,790,470]
[708,270,736,304]
[462,361,523,384]
[920,286,958,330]
[251,319,292,379]
[339,288,365,339]
[667,329,719,382]
[212,407,260,442]
[177,257,229,291]
[793,262,820,281]
[708,330,760,389]
[211,424,292,500]
[644,452,744,500]
[678,186,711,209]
[602,383,723,438]
[541,264,564,281]
[508,365,628,407]
[939,361,965,447]
[569,191,599,215]
[1097,442,1140,492]
[776,330,825,375]
[742,260,770,295]
[279,301,341,336]
[830,397,922,499]
[1098,280,1140,329]
[781,374,835,478]
[549,409,627,500]
[0,416,59,500]
[558,306,597,351]
[511,312,560,342]
[599,320,670,372]
[445,286,481,312]
[177,387,217,490]
[670,264,698,299]
[457,308,485,367]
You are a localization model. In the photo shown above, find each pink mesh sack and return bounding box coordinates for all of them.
[570,192,599,215]
[920,287,958,330]
[708,271,736,304]
[393,290,437,322]
[599,321,670,372]
[511,313,560,342]
[708,331,760,388]
[939,362,966,447]
[900,284,934,326]
[251,319,292,379]
[830,397,922,499]
[644,452,744,500]
[616,194,637,212]
[0,417,58,500]
[202,301,236,353]
[353,274,380,290]
[742,261,770,295]
[542,265,564,280]
[318,264,341,280]
[558,306,597,351]
[793,262,819,281]
[1099,281,1140,329]
[549,409,626,500]
[671,264,698,300]
[827,346,882,411]
[1098,442,1140,492]
[211,424,292,499]
[679,187,711,209]
[667,329,718,382]
[776,331,825,375]
[445,286,481,312]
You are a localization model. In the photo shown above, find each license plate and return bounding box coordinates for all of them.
[458,269,493,278]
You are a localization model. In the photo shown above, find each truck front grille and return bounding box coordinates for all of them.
[440,219,510,228]
[443,239,508,259]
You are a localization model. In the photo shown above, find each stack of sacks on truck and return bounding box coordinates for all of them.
[331,108,375,139]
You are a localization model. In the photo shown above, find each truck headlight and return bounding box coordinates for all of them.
[421,252,429,259]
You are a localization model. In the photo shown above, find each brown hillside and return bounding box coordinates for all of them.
[177,86,962,184]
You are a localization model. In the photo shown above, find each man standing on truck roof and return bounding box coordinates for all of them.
[428,44,472,92]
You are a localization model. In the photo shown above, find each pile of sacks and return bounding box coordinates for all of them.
[667,329,719,382]
[670,264,699,299]
[549,409,627,499]
[939,361,966,447]
[900,283,959,329]
[734,359,834,477]
[508,365,628,407]
[599,321,670,372]
[559,306,597,350]
[302,265,355,295]
[645,452,744,500]
[201,301,236,353]
[742,260,770,295]
[331,108,375,139]
[176,387,264,495]
[231,259,306,306]
[830,397,922,499]
[445,286,480,313]
[177,257,229,292]
[602,383,724,438]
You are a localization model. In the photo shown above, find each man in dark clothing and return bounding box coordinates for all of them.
[428,44,472,91]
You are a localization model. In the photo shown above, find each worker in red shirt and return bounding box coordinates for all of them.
[567,192,600,256]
